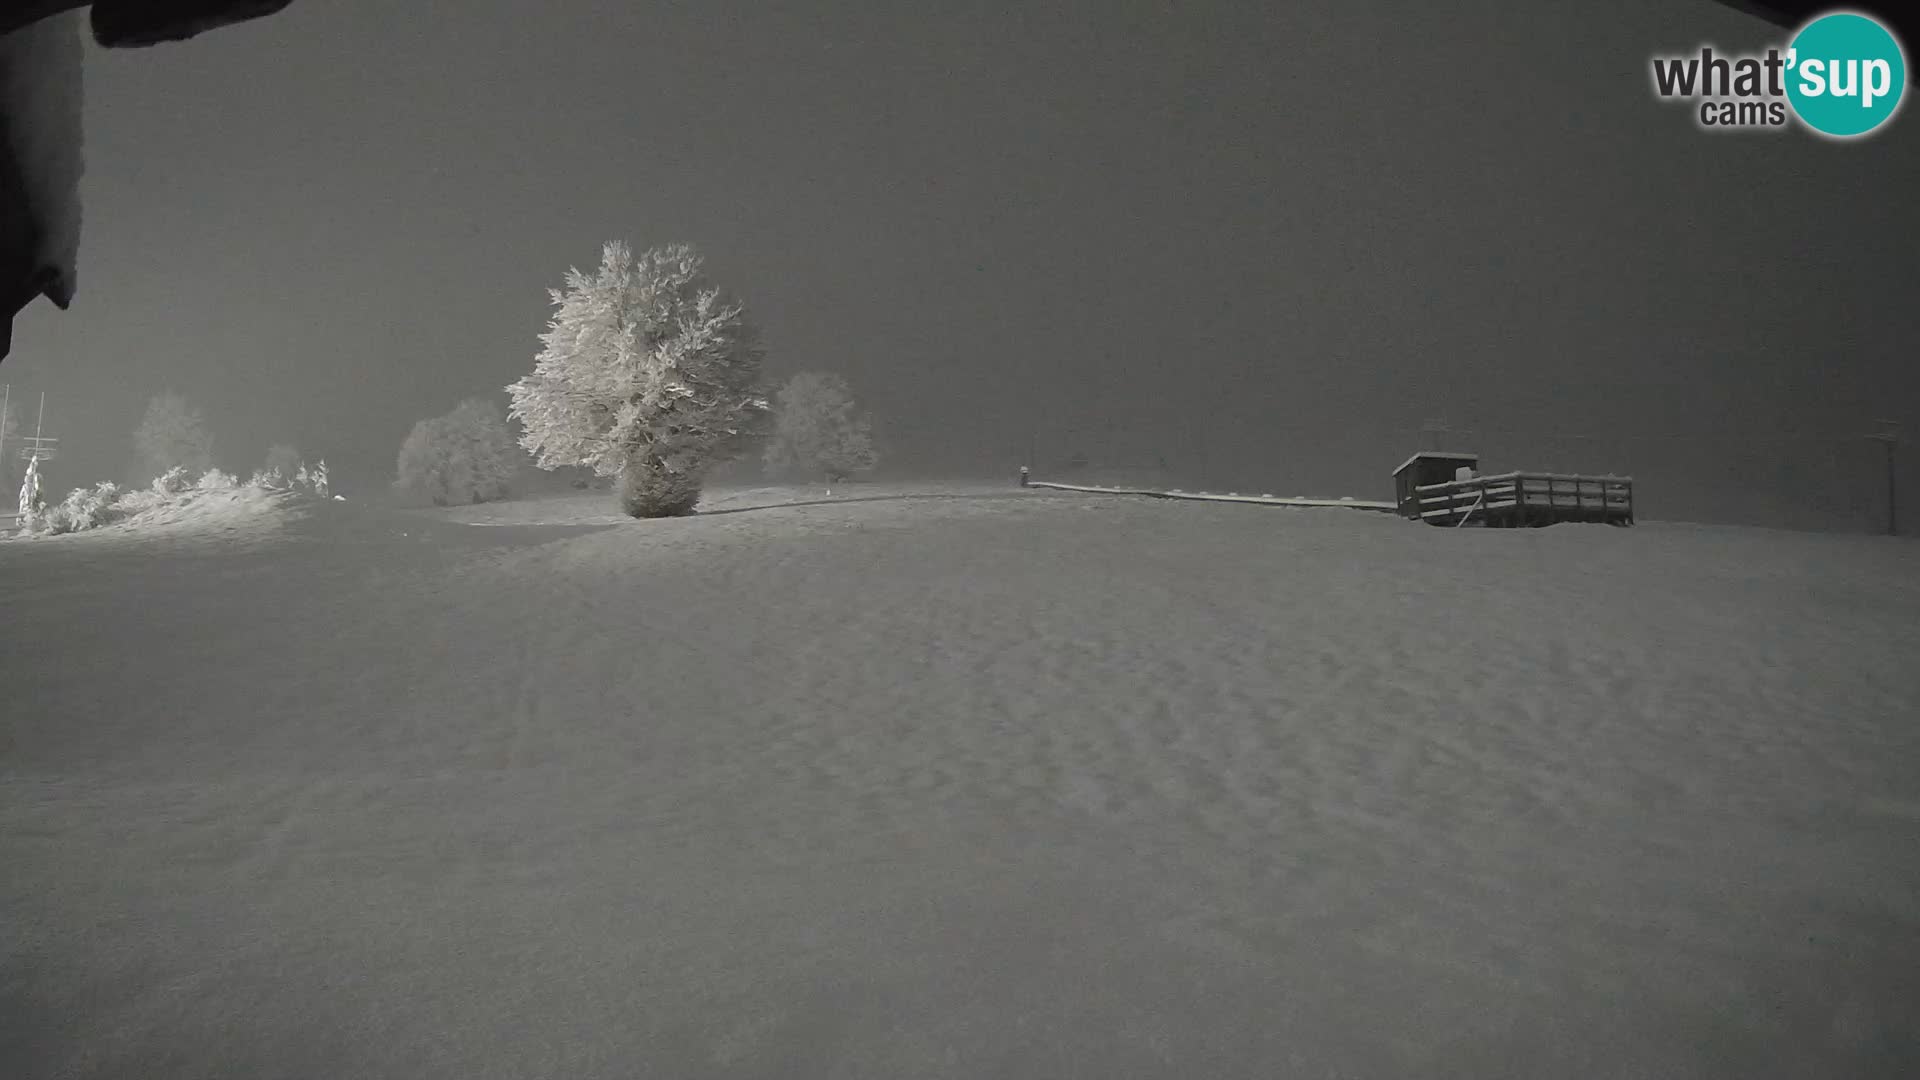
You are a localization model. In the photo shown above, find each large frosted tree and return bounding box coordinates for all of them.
[506,241,767,518]
[132,391,214,482]
[763,372,879,482]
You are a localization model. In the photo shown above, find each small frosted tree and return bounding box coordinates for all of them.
[395,418,452,504]
[132,391,214,482]
[395,397,520,506]
[16,451,45,525]
[506,241,768,518]
[763,372,879,482]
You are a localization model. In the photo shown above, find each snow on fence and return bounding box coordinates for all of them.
[1026,479,1397,512]
[1412,471,1633,527]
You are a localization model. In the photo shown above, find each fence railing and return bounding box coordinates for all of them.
[1028,479,1396,511]
[1412,471,1633,525]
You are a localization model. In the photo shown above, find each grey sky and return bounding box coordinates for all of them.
[5,0,1916,528]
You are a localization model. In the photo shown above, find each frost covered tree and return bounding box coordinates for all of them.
[506,241,768,518]
[395,397,521,506]
[16,450,44,524]
[132,391,214,482]
[763,372,879,482]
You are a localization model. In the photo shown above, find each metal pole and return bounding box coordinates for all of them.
[1888,436,1898,537]
[1868,420,1900,537]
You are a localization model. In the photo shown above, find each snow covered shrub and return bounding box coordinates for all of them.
[763,372,878,483]
[196,468,239,491]
[293,459,330,497]
[21,460,304,538]
[396,400,519,506]
[152,465,196,495]
[618,454,703,518]
[506,241,768,518]
[245,445,319,492]
[241,455,327,496]
[39,482,125,534]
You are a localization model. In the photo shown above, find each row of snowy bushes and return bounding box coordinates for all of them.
[21,462,330,536]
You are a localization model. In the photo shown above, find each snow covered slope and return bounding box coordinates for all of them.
[2,485,1917,1078]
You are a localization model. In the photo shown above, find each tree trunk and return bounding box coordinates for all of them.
[619,451,702,518]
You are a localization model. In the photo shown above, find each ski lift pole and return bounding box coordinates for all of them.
[18,392,58,467]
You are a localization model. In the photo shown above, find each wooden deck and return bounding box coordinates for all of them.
[1408,471,1634,527]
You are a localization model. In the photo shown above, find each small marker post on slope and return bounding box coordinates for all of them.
[1866,419,1901,536]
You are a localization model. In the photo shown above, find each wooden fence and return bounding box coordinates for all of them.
[1027,480,1397,511]
[1410,471,1634,527]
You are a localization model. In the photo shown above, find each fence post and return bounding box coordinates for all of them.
[1866,420,1899,536]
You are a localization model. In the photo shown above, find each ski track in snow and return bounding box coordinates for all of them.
[3,484,1919,1078]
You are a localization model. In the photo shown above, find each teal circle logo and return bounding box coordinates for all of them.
[1786,12,1906,137]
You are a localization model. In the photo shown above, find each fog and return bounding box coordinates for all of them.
[5,0,1917,527]
[7,6,1920,1076]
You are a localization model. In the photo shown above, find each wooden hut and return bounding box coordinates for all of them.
[1392,451,1480,519]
